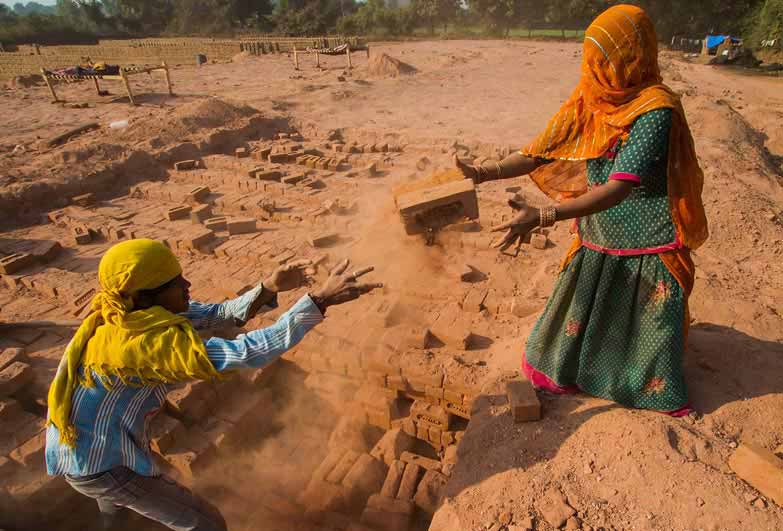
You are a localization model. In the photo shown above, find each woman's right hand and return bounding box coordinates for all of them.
[454,154,482,184]
[490,204,540,252]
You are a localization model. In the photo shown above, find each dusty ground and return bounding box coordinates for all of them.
[1,40,783,531]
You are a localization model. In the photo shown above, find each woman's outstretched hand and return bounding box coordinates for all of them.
[490,202,540,252]
[454,154,482,184]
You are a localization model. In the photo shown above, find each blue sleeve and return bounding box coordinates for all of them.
[183,285,278,330]
[205,295,323,371]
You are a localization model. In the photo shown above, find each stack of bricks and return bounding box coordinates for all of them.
[0,347,69,528]
[149,364,280,482]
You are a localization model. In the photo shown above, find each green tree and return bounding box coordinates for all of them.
[468,0,524,36]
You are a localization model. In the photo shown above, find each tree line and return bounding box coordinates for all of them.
[0,0,780,47]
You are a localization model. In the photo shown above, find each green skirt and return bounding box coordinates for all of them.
[524,247,689,412]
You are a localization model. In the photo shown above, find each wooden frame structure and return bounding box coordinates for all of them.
[41,62,173,106]
[292,45,370,71]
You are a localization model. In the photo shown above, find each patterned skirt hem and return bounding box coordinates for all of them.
[521,352,692,417]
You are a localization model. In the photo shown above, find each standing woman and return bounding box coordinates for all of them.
[455,5,708,415]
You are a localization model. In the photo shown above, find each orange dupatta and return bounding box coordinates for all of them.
[520,4,708,297]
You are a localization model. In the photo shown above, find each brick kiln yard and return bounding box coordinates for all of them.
[2,40,783,531]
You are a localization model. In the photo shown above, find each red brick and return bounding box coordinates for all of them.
[326,450,361,484]
[379,459,407,498]
[186,186,210,204]
[71,192,94,206]
[10,430,46,468]
[445,400,471,420]
[0,253,36,275]
[411,400,451,430]
[0,348,24,371]
[396,462,422,500]
[506,378,541,422]
[190,204,213,224]
[255,170,283,182]
[149,412,186,454]
[729,443,783,507]
[71,225,92,245]
[0,362,33,397]
[400,451,441,473]
[530,232,548,250]
[174,160,197,171]
[413,469,447,515]
[235,147,248,158]
[396,179,479,235]
[204,216,228,231]
[227,217,258,235]
[314,448,345,481]
[309,232,339,248]
[166,205,192,221]
[30,240,62,263]
[256,147,273,160]
[342,453,388,507]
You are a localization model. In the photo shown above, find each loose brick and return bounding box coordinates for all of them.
[0,362,33,397]
[530,232,548,250]
[411,400,451,430]
[310,232,339,248]
[413,470,447,515]
[256,147,273,160]
[299,479,347,514]
[445,401,471,420]
[269,151,290,164]
[71,192,95,206]
[342,453,388,506]
[327,450,361,484]
[174,160,198,171]
[380,460,407,498]
[10,430,46,468]
[397,179,479,235]
[0,253,36,275]
[71,225,92,245]
[0,348,24,371]
[149,412,186,454]
[186,186,210,204]
[255,170,283,182]
[190,204,213,224]
[506,378,541,422]
[396,462,422,500]
[235,147,248,158]
[180,228,215,250]
[282,173,306,185]
[227,217,258,235]
[204,216,228,231]
[729,443,783,507]
[362,163,377,177]
[166,205,192,221]
[314,448,345,481]
[371,428,416,467]
[400,451,442,473]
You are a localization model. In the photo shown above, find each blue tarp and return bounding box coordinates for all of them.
[706,35,740,49]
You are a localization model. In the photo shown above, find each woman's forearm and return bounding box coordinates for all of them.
[554,179,634,222]
[479,153,543,181]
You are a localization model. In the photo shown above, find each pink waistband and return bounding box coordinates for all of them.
[579,231,683,256]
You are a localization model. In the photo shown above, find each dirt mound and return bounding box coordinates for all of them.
[123,97,258,145]
[366,53,417,78]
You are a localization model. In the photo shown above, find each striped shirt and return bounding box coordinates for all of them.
[45,289,323,477]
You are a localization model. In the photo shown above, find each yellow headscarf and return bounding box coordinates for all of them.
[521,4,708,253]
[47,239,223,447]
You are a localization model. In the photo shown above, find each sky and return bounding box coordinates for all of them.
[1,0,58,7]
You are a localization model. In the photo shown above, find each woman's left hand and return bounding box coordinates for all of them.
[490,204,540,252]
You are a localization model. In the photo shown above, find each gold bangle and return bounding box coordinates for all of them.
[540,206,557,227]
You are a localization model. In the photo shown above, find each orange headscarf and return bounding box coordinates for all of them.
[521,4,708,299]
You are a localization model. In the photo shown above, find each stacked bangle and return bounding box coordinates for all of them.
[540,206,557,227]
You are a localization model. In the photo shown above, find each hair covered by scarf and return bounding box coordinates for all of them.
[520,4,708,253]
[47,239,223,447]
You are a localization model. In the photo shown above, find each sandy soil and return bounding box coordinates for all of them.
[1,40,783,531]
